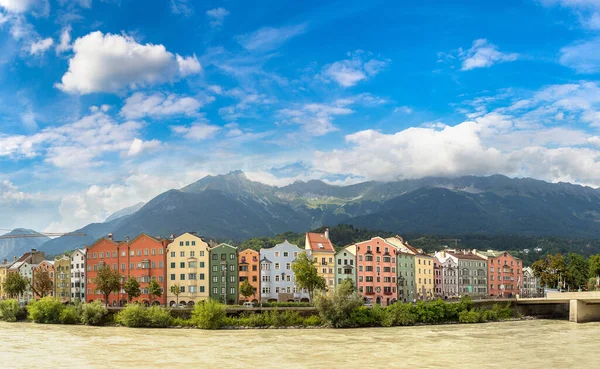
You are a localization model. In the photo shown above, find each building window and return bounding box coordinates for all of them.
[170,274,175,281]
[180,262,185,268]
[171,262,176,269]
[190,251,195,257]
[200,262,205,268]
[180,251,185,257]
[180,241,184,246]
[171,252,175,258]
[213,287,218,294]
[200,273,205,280]
[180,274,185,280]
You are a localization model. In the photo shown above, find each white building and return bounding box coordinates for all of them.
[521,267,542,297]
[260,241,310,302]
[71,249,87,302]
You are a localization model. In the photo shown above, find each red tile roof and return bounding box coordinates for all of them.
[448,251,486,261]
[305,232,335,252]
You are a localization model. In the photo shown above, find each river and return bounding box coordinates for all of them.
[0,320,597,368]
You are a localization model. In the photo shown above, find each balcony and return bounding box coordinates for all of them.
[365,291,375,296]
[383,292,393,296]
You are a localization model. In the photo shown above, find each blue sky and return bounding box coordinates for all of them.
[1,0,600,232]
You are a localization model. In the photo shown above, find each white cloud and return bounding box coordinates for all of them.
[56,32,202,94]
[0,0,39,13]
[313,81,600,185]
[0,112,157,168]
[538,0,600,29]
[559,38,600,73]
[171,0,193,16]
[126,138,160,157]
[460,39,518,71]
[120,92,213,120]
[218,88,275,121]
[236,23,306,51]
[29,37,53,55]
[394,106,413,114]
[55,26,71,54]
[278,100,353,136]
[20,110,37,130]
[321,51,388,87]
[206,7,229,28]
[171,123,221,140]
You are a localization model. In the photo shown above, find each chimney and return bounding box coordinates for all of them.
[13,256,17,261]
[2,259,6,265]
[324,228,330,240]
[108,233,114,241]
[209,238,216,248]
[126,236,130,243]
[170,234,175,241]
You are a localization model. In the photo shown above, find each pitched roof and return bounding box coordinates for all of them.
[305,232,335,253]
[447,251,486,261]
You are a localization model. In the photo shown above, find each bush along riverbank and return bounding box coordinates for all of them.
[0,292,517,329]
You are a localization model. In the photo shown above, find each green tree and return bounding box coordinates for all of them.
[93,266,122,306]
[32,270,54,298]
[587,277,599,291]
[148,279,162,305]
[2,273,28,299]
[566,253,589,290]
[531,254,566,288]
[589,254,600,279]
[170,284,181,306]
[314,278,363,328]
[123,277,141,303]
[240,279,256,301]
[291,251,326,303]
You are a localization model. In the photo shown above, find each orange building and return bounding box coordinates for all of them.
[33,260,55,299]
[475,250,522,297]
[238,249,260,303]
[355,237,397,306]
[86,233,168,306]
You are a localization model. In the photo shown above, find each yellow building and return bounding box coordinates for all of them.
[406,244,434,300]
[305,229,336,292]
[166,233,211,307]
[54,256,71,303]
[0,260,13,299]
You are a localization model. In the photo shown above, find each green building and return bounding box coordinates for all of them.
[334,245,357,288]
[385,237,416,303]
[209,243,238,304]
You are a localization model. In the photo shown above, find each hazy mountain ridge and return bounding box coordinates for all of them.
[0,229,51,261]
[31,172,600,256]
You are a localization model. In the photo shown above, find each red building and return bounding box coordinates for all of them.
[355,237,397,307]
[475,250,522,297]
[433,257,443,298]
[86,233,168,306]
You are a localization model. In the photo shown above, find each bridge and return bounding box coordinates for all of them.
[517,291,600,323]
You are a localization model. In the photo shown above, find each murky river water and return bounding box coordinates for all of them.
[0,320,598,368]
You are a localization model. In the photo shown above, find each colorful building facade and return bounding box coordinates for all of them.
[305,230,336,292]
[71,249,86,302]
[260,240,308,302]
[335,245,356,287]
[438,250,488,297]
[355,237,398,306]
[166,233,211,307]
[238,249,260,303]
[386,236,416,303]
[33,260,54,299]
[209,243,238,304]
[475,250,522,297]
[54,256,71,303]
[0,259,14,299]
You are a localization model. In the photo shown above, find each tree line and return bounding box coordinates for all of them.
[531,253,600,291]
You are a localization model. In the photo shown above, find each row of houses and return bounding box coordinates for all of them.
[0,230,542,307]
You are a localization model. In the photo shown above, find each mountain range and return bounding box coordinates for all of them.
[7,171,600,259]
[0,229,50,262]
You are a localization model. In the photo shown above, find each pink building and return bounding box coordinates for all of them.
[433,257,443,298]
[355,237,397,306]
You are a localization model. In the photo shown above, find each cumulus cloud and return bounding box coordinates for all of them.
[459,39,518,71]
[29,37,53,55]
[120,92,213,120]
[559,38,600,73]
[313,81,600,185]
[126,138,160,157]
[321,51,388,87]
[56,32,202,94]
[0,0,40,13]
[206,7,229,28]
[171,123,221,140]
[236,23,306,51]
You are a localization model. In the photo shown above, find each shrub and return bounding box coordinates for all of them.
[387,303,417,326]
[302,314,322,327]
[115,304,148,327]
[0,299,22,322]
[191,300,226,329]
[60,306,80,325]
[265,310,303,327]
[260,302,312,308]
[315,279,364,328]
[493,303,514,320]
[459,309,483,323]
[28,297,65,324]
[349,306,378,327]
[147,306,172,328]
[482,309,499,322]
[172,317,194,327]
[458,296,474,312]
[81,301,107,326]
